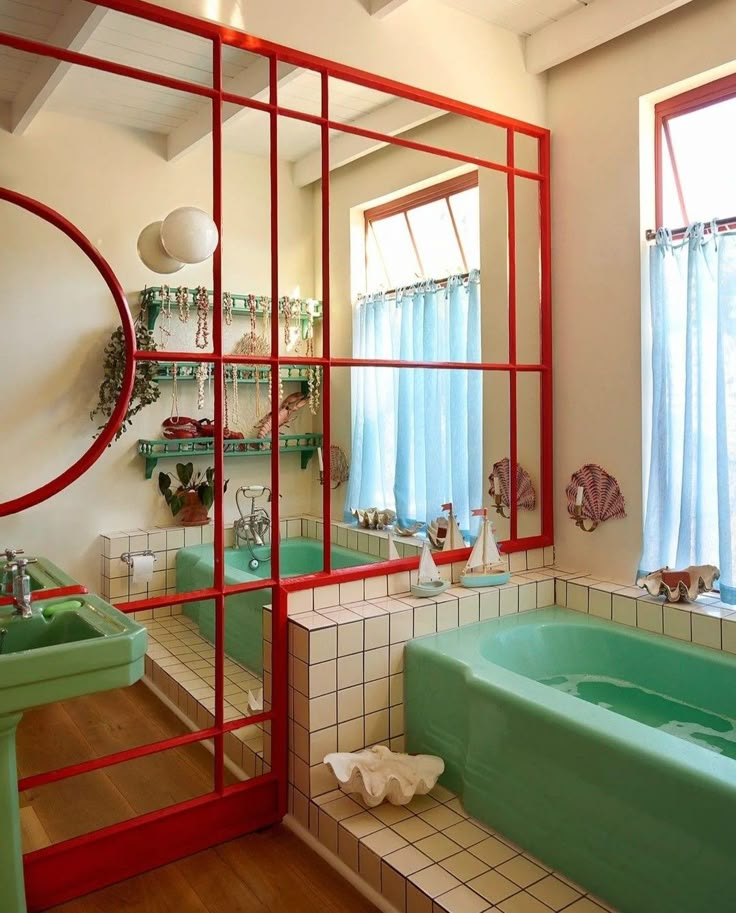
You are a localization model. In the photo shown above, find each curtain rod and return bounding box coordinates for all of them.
[365,271,473,300]
[645,215,736,242]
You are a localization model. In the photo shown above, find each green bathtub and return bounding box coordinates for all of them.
[405,607,736,913]
[177,537,378,674]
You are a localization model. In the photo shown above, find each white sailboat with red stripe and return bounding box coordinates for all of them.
[460,508,510,588]
[410,542,451,599]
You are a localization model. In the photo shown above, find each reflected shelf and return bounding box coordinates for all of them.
[151,363,314,385]
[141,286,323,339]
[137,433,323,479]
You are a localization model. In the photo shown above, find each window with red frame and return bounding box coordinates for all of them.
[656,72,736,228]
[364,172,479,289]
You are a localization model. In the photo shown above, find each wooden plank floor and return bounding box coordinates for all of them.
[46,825,379,913]
[17,681,236,851]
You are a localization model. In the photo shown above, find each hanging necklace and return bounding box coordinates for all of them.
[308,366,321,415]
[195,286,209,349]
[281,297,292,349]
[176,286,190,322]
[223,292,234,327]
[170,363,180,422]
[223,367,230,431]
[231,363,241,429]
[255,364,263,419]
[196,362,207,411]
[159,284,173,349]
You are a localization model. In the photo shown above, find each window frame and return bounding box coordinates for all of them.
[364,171,479,290]
[655,71,736,230]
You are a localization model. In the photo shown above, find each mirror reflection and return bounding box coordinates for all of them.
[1,43,546,843]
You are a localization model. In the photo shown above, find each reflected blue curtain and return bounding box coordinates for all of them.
[345,271,482,534]
[641,225,736,601]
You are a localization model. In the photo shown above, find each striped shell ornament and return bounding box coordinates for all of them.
[489,458,536,510]
[566,464,626,523]
[330,445,350,489]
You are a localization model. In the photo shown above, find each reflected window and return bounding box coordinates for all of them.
[348,173,482,532]
[364,172,479,289]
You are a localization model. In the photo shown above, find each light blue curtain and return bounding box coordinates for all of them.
[641,225,736,601]
[345,271,483,534]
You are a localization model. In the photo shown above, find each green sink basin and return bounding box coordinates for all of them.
[0,594,147,716]
[0,594,147,912]
[1,556,79,594]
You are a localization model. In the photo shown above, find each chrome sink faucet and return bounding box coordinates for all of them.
[5,557,37,618]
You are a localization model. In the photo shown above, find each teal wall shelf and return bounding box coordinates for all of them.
[141,286,323,339]
[138,433,323,479]
[152,362,314,385]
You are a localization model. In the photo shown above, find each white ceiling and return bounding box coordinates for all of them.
[0,0,692,161]
[437,0,591,36]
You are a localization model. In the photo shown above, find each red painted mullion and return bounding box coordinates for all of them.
[539,132,554,544]
[506,129,518,542]
[211,34,226,793]
[269,54,281,583]
[268,55,285,811]
[0,584,87,608]
[321,71,332,575]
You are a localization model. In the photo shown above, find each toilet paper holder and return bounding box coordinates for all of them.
[121,549,157,568]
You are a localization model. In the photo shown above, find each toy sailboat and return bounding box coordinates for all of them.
[387,531,401,560]
[460,508,510,588]
[411,542,451,599]
[442,503,465,551]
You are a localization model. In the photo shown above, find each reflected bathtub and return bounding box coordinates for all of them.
[177,537,378,674]
[405,607,736,913]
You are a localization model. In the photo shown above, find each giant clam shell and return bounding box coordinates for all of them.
[637,565,720,603]
[566,463,626,523]
[489,458,536,510]
[324,745,444,807]
[351,507,396,529]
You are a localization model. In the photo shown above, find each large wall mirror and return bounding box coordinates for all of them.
[0,3,550,863]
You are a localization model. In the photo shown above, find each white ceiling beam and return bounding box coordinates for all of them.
[525,0,697,74]
[166,60,298,162]
[11,0,108,134]
[293,97,444,188]
[367,0,411,18]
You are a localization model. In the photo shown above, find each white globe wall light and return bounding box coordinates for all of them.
[160,206,219,264]
[136,221,184,274]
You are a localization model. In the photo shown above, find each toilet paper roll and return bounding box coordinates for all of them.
[131,554,155,586]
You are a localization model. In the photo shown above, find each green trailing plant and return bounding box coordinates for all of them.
[158,463,228,517]
[90,323,160,441]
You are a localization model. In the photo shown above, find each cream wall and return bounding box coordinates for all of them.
[0,112,318,588]
[547,0,736,583]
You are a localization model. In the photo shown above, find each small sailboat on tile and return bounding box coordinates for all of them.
[460,508,510,588]
[387,531,401,561]
[411,542,451,599]
[442,502,465,551]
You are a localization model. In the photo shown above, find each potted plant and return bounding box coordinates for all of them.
[158,463,228,526]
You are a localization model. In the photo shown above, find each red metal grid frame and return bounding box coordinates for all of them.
[0,2,552,907]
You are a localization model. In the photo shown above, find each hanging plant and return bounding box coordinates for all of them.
[90,322,161,442]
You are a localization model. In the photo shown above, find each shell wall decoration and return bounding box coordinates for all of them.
[566,463,626,532]
[330,445,350,489]
[489,458,536,510]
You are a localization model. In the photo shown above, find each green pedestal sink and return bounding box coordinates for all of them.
[0,594,147,913]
